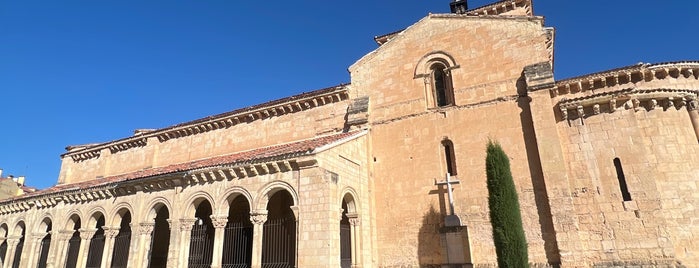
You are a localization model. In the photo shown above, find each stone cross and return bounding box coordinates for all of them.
[435,173,460,216]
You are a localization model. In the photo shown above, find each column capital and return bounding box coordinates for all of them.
[138,222,155,235]
[79,228,97,240]
[6,235,21,246]
[30,232,47,240]
[102,226,121,238]
[348,215,360,227]
[180,218,197,232]
[59,229,75,240]
[249,211,268,225]
[210,215,228,229]
[166,219,177,230]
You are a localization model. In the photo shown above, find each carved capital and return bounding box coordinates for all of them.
[31,232,47,240]
[6,236,20,247]
[79,228,97,240]
[250,213,268,225]
[138,222,155,235]
[102,227,121,238]
[688,99,698,111]
[349,218,361,226]
[210,215,228,229]
[167,219,177,231]
[59,230,75,240]
[180,218,197,232]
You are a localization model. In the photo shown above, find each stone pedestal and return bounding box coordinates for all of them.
[440,215,472,268]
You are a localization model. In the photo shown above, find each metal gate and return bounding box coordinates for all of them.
[65,233,81,268]
[86,231,106,268]
[110,228,131,268]
[222,221,252,268]
[188,224,214,268]
[340,223,351,268]
[11,237,23,268]
[261,216,295,268]
[36,234,51,268]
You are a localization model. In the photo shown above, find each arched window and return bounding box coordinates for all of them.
[431,63,454,107]
[442,139,457,176]
[414,52,459,108]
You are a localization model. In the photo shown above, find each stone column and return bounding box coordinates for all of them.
[249,210,267,268]
[53,230,74,268]
[210,215,228,268]
[125,223,138,268]
[686,97,699,141]
[2,236,20,268]
[136,222,154,268]
[25,232,46,268]
[100,227,120,268]
[177,218,196,268]
[348,215,361,268]
[166,219,179,267]
[77,228,97,268]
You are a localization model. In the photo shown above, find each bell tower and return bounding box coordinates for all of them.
[450,0,468,14]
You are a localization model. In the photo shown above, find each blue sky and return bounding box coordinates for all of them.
[1,1,697,189]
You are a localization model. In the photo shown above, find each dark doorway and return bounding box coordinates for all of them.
[188,200,214,268]
[110,211,132,268]
[222,196,253,268]
[148,205,170,268]
[261,191,296,268]
[340,201,351,268]
[86,215,106,268]
[65,218,82,268]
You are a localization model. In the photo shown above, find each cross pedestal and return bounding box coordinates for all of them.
[434,173,472,268]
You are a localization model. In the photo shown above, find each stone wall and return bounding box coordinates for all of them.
[350,14,554,266]
[58,94,350,184]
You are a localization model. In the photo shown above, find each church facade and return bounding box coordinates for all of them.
[1,0,698,267]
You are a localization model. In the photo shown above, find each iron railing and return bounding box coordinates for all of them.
[86,232,106,268]
[188,224,214,268]
[36,234,51,268]
[65,233,81,268]
[222,221,253,268]
[261,216,295,268]
[110,228,131,268]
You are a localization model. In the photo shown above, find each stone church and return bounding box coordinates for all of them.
[1,0,698,267]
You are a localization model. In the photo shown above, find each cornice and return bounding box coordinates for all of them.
[61,85,349,161]
[557,88,698,121]
[465,0,532,16]
[553,61,699,97]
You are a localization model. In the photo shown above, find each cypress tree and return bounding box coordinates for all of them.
[485,140,529,267]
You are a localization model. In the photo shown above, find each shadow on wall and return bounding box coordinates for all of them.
[516,76,562,266]
[418,205,444,268]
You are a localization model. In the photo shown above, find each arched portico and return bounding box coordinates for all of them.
[340,190,361,268]
[35,217,52,268]
[221,192,253,267]
[108,207,133,268]
[144,202,171,268]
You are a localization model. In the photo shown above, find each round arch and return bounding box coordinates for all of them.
[340,187,360,214]
[11,221,25,236]
[36,216,53,233]
[143,197,173,222]
[85,206,108,228]
[109,202,136,226]
[413,50,459,78]
[254,181,299,212]
[0,223,8,237]
[218,186,254,215]
[183,191,217,218]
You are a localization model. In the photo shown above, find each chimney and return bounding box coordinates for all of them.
[0,169,3,178]
[450,0,468,14]
[17,176,25,186]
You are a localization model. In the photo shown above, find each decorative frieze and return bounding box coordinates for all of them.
[557,88,699,121]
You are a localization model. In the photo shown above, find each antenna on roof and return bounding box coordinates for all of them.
[450,0,468,14]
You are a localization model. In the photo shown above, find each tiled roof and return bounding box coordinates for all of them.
[7,131,364,202]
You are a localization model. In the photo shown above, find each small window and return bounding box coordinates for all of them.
[442,139,457,176]
[430,63,454,107]
[613,158,632,201]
